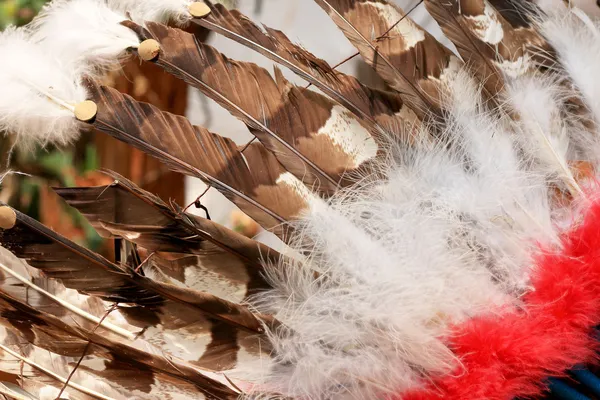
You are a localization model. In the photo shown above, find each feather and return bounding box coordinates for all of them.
[246,60,566,398]
[0,205,273,371]
[313,0,459,120]
[430,0,554,79]
[0,256,134,340]
[538,9,600,129]
[126,21,380,194]
[29,0,139,76]
[55,170,279,264]
[194,1,417,135]
[0,27,85,147]
[54,171,275,298]
[85,83,311,233]
[423,0,506,97]
[505,74,585,196]
[0,327,123,400]
[532,0,600,18]
[106,0,194,26]
[0,291,240,399]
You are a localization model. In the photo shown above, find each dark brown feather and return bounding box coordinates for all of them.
[54,170,279,269]
[313,0,459,120]
[124,21,381,193]
[195,1,418,135]
[85,82,310,234]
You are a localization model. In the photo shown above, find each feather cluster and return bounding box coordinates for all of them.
[1,0,600,399]
[0,27,86,147]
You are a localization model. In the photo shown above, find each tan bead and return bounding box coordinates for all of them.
[138,39,161,61]
[189,2,211,18]
[74,100,98,122]
[0,206,16,230]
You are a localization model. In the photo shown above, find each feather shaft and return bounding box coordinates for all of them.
[0,343,117,400]
[0,261,135,340]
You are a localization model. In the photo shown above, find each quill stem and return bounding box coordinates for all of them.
[0,343,117,400]
[0,262,135,340]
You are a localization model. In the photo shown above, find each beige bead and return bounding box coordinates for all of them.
[0,206,16,230]
[189,2,211,18]
[138,39,161,62]
[74,100,98,122]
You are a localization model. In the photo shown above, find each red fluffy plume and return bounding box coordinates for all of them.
[400,197,600,400]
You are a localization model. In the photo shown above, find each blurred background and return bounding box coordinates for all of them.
[0,0,440,253]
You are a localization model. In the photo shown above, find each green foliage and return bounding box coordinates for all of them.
[0,0,46,28]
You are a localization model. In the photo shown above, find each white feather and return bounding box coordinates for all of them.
[29,0,140,76]
[0,27,86,147]
[105,0,194,26]
[240,65,567,399]
[505,74,583,196]
[539,9,600,128]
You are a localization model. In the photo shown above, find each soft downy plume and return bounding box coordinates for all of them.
[538,9,600,129]
[505,74,585,196]
[0,27,86,147]
[106,0,195,26]
[246,66,560,399]
[29,0,140,76]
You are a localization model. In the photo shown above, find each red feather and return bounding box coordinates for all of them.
[400,193,600,400]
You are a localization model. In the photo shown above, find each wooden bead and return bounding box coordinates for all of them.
[189,2,211,18]
[138,39,161,61]
[0,206,16,230]
[74,100,98,122]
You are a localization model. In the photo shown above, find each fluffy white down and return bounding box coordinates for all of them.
[106,0,194,26]
[539,10,600,129]
[29,0,140,76]
[0,28,86,147]
[246,68,562,399]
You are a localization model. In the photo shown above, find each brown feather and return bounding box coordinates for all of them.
[432,0,550,77]
[423,0,512,97]
[0,290,239,399]
[195,1,418,135]
[313,0,459,120]
[54,170,280,269]
[0,205,273,370]
[85,82,310,234]
[124,21,380,193]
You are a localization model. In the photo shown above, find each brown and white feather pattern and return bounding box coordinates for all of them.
[0,291,240,400]
[54,172,275,299]
[313,0,461,120]
[429,0,550,79]
[85,82,311,234]
[125,21,380,195]
[0,206,271,374]
[4,1,600,399]
[195,1,419,135]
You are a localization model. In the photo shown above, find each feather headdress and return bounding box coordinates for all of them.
[2,0,600,399]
